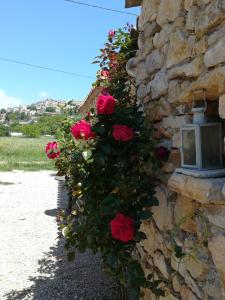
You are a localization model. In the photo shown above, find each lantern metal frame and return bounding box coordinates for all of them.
[180,122,223,170]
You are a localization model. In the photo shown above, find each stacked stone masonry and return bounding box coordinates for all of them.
[126,0,225,299]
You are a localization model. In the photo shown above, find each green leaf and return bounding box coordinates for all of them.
[101,144,111,154]
[62,226,70,237]
[138,211,153,220]
[82,150,92,161]
[174,245,186,259]
[144,197,159,207]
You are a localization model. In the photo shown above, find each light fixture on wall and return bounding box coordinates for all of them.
[176,90,225,178]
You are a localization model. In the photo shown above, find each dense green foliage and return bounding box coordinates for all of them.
[46,106,56,113]
[21,124,41,138]
[0,115,68,138]
[55,26,165,298]
[0,125,9,137]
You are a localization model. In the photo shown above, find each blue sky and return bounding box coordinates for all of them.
[0,0,139,108]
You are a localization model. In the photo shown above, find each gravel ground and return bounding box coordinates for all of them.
[0,171,118,300]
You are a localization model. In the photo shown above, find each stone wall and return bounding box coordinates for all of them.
[126,1,225,299]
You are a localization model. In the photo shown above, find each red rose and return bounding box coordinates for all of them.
[155,146,169,159]
[45,141,60,160]
[96,94,116,115]
[112,125,134,142]
[71,120,95,140]
[110,213,134,243]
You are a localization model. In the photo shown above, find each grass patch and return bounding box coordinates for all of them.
[0,136,55,171]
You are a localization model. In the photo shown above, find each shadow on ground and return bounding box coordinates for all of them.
[0,181,15,185]
[4,179,118,300]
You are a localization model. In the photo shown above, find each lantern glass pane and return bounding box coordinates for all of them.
[182,129,196,165]
[201,125,221,168]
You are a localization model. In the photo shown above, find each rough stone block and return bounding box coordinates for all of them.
[168,56,204,79]
[151,185,173,231]
[195,1,225,37]
[192,36,208,56]
[138,32,145,52]
[137,84,149,99]
[145,49,164,75]
[167,29,192,68]
[172,66,225,104]
[153,250,169,278]
[149,68,169,99]
[145,98,171,121]
[202,204,225,229]
[134,62,149,85]
[208,21,225,46]
[174,195,198,233]
[162,162,175,174]
[204,268,224,299]
[142,37,154,59]
[153,24,173,49]
[184,0,198,11]
[138,0,159,30]
[186,6,198,31]
[144,21,160,39]
[156,0,183,27]
[204,36,225,67]
[208,234,225,289]
[140,220,169,258]
[126,57,138,77]
[162,115,192,129]
[180,286,198,300]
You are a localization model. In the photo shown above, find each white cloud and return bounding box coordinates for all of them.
[0,89,23,109]
[39,91,48,98]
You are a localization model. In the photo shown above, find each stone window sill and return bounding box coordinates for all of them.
[168,172,225,203]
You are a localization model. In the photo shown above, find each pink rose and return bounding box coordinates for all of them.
[108,30,115,38]
[155,146,169,159]
[45,141,60,160]
[71,120,95,140]
[112,125,134,142]
[110,213,134,243]
[96,94,116,115]
[101,69,109,78]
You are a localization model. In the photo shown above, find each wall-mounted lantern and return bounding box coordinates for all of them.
[176,95,225,178]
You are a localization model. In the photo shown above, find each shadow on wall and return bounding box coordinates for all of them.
[4,180,118,300]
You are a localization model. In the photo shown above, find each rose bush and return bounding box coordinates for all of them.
[55,26,165,299]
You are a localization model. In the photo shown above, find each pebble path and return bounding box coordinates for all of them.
[0,171,117,300]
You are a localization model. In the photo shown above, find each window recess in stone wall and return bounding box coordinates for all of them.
[176,90,225,178]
